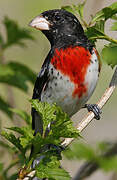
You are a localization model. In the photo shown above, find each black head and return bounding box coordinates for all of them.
[29,9,86,46]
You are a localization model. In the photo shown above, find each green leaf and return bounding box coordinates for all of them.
[111,14,117,20]
[85,26,107,43]
[3,17,34,49]
[0,163,3,172]
[1,130,24,153]
[30,100,79,157]
[0,62,36,92]
[61,6,74,14]
[9,173,18,180]
[0,64,14,76]
[64,143,96,161]
[101,43,117,68]
[62,1,86,20]
[94,20,105,32]
[31,133,44,154]
[111,21,117,31]
[99,156,117,172]
[0,140,17,154]
[0,70,28,91]
[31,100,57,134]
[35,153,70,180]
[73,0,86,19]
[0,96,13,118]
[91,2,117,23]
[7,127,26,135]
[10,108,31,125]
[31,100,79,139]
[7,126,34,148]
[36,155,59,178]
[19,127,34,148]
[8,62,36,84]
[47,168,70,180]
[50,106,79,139]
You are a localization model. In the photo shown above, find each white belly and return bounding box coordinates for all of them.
[41,50,99,117]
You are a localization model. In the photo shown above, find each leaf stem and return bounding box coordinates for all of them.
[105,35,117,44]
[89,35,117,44]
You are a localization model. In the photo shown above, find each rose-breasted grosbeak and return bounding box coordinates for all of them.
[29,9,101,136]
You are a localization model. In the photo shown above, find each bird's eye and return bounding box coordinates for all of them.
[54,15,61,21]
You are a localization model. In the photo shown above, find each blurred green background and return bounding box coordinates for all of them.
[0,0,117,179]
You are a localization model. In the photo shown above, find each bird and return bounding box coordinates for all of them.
[29,9,101,137]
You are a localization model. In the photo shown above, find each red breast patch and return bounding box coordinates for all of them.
[51,46,91,98]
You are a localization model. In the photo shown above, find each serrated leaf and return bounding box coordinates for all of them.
[7,126,34,148]
[101,43,117,68]
[10,108,31,125]
[3,17,34,49]
[31,133,44,155]
[7,127,25,135]
[8,62,36,84]
[36,154,60,179]
[51,105,79,139]
[1,130,24,152]
[91,2,117,23]
[31,100,79,139]
[31,100,57,134]
[47,168,70,180]
[94,20,105,32]
[35,149,70,179]
[111,21,117,31]
[0,96,13,118]
[19,127,34,148]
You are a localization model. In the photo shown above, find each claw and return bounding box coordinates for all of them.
[84,104,102,120]
[48,144,64,155]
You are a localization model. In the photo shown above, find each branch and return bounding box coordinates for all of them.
[17,67,117,180]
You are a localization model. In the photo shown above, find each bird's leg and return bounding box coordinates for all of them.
[84,104,102,120]
[32,144,64,169]
[47,144,64,157]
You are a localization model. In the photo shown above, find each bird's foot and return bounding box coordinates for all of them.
[47,144,64,157]
[84,104,102,120]
[32,144,64,169]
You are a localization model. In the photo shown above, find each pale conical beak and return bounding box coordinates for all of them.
[29,16,50,30]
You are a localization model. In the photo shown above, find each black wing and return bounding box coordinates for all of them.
[32,50,53,135]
